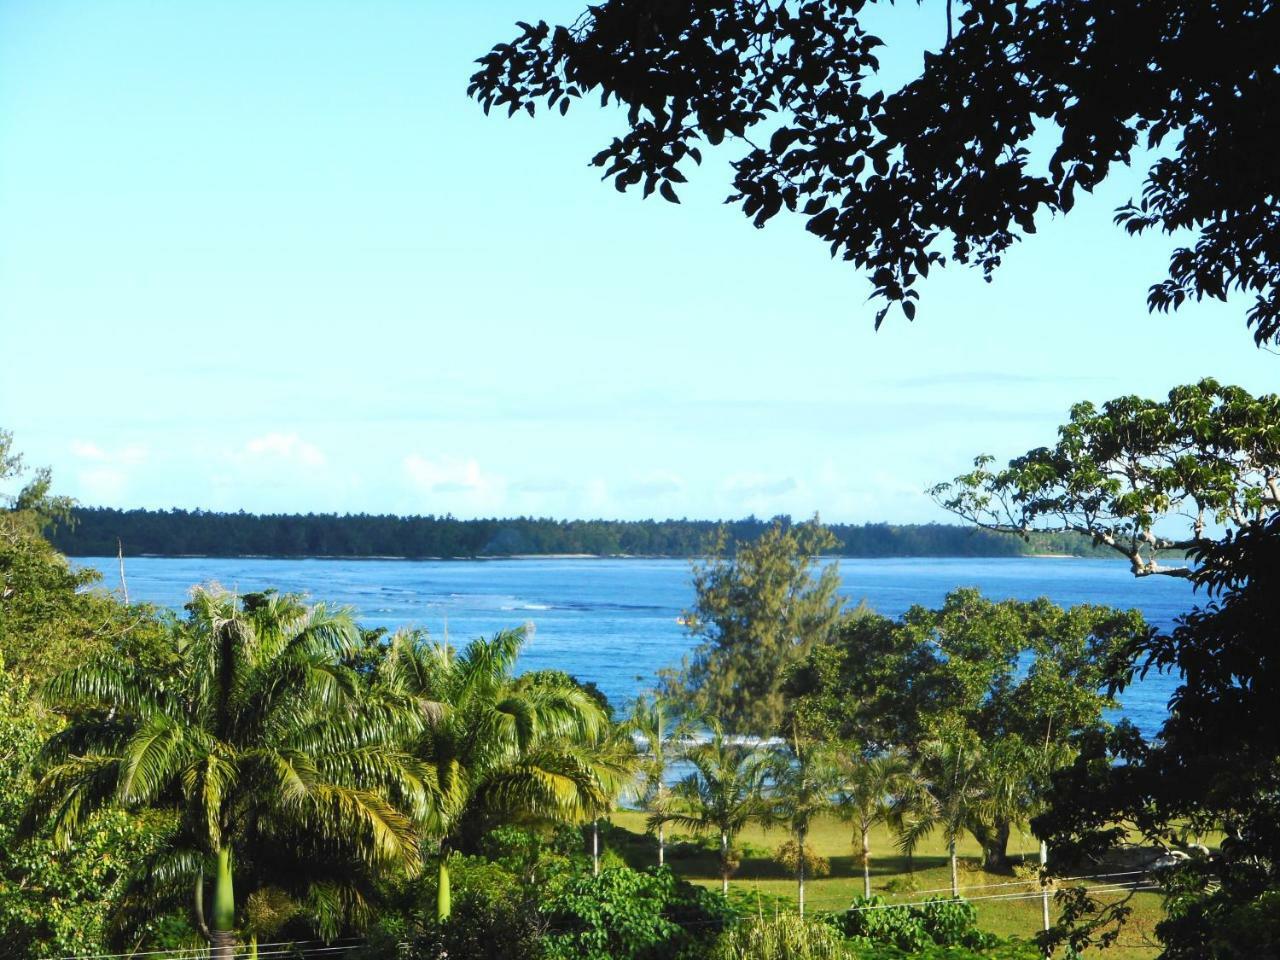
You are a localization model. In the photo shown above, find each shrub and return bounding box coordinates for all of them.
[712,913,855,960]
[836,897,996,952]
[388,856,544,960]
[541,865,729,960]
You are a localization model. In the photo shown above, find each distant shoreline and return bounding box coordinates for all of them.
[67,551,1106,562]
[53,507,1121,561]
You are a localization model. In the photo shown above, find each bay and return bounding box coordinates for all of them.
[73,555,1196,737]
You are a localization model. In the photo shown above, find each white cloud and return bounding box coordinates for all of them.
[77,466,129,503]
[403,454,505,512]
[69,439,148,464]
[243,432,325,467]
[66,440,149,504]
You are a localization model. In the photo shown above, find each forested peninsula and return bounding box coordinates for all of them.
[52,507,1108,559]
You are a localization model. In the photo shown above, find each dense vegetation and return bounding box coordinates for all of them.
[53,507,1109,560]
[6,368,1280,960]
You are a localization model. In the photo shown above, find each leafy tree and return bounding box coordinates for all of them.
[1,429,74,533]
[896,591,1141,870]
[661,516,845,735]
[652,721,770,895]
[932,379,1280,577]
[765,739,843,915]
[470,2,1280,344]
[0,666,163,959]
[788,589,1143,870]
[1036,515,1280,958]
[623,695,686,866]
[785,611,937,750]
[376,627,628,920]
[836,750,925,899]
[0,431,166,686]
[25,586,428,960]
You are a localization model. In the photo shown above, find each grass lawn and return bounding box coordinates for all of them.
[605,810,1164,959]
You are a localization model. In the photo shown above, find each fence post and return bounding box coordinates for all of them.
[1040,839,1051,955]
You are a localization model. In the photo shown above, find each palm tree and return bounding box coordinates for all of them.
[651,720,769,896]
[26,587,429,960]
[766,739,843,916]
[836,749,925,898]
[894,736,987,898]
[623,694,684,867]
[377,627,629,919]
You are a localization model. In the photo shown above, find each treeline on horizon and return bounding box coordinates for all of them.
[51,506,1111,559]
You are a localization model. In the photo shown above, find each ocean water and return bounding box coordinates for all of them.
[74,556,1199,737]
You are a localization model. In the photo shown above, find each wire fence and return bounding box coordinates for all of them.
[41,869,1166,960]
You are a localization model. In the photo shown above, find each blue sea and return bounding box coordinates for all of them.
[74,556,1198,738]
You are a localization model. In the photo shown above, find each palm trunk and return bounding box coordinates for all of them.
[211,846,235,960]
[949,837,959,898]
[861,825,872,899]
[437,855,452,922]
[797,828,807,917]
[194,868,211,941]
[592,820,600,876]
[720,831,729,896]
[658,823,665,868]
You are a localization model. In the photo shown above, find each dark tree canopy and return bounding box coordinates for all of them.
[1036,516,1280,958]
[470,1,1280,343]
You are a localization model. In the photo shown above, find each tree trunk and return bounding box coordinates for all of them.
[211,847,235,960]
[981,819,1013,873]
[861,825,872,899]
[437,855,452,922]
[949,837,959,898]
[797,828,806,917]
[592,820,600,876]
[720,831,729,896]
[658,823,665,868]
[194,867,211,941]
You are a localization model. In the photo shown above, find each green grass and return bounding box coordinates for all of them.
[605,811,1164,959]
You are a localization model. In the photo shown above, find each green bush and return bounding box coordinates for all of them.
[712,913,855,960]
[541,865,729,960]
[836,897,997,952]
[377,856,544,960]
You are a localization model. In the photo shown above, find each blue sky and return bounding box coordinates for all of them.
[2,1,1276,523]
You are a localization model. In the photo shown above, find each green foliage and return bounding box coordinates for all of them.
[711,912,855,960]
[392,855,545,960]
[0,429,75,533]
[1038,516,1280,957]
[789,588,1146,874]
[934,379,1280,576]
[837,897,997,952]
[471,4,1280,344]
[652,722,771,893]
[541,865,729,960]
[377,627,629,853]
[662,515,845,734]
[0,667,160,959]
[0,492,168,685]
[27,587,428,945]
